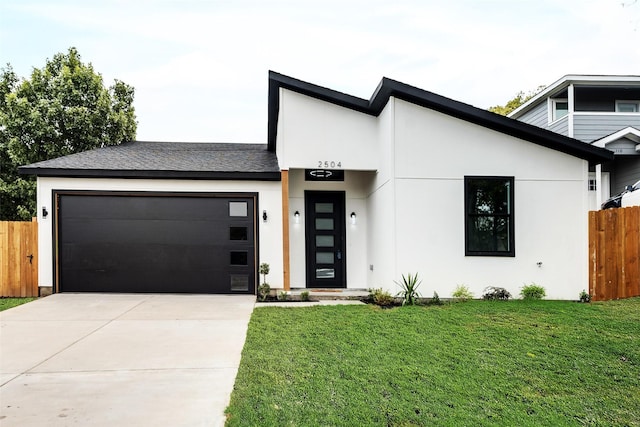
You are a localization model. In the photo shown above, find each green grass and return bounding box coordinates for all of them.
[0,297,36,311]
[226,299,640,426]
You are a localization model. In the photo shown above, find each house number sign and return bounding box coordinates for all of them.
[317,160,342,168]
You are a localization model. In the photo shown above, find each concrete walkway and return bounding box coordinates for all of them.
[0,293,255,427]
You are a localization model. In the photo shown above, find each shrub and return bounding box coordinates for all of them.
[452,284,473,302]
[277,291,289,301]
[257,283,271,302]
[482,286,512,301]
[520,283,546,300]
[429,291,443,306]
[395,272,422,306]
[300,290,310,301]
[369,288,394,307]
[579,289,591,303]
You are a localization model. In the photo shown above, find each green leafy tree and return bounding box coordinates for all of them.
[0,47,137,220]
[488,85,546,116]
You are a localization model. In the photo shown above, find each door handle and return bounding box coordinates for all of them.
[336,251,342,260]
[26,254,34,264]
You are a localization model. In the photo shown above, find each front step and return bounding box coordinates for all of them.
[287,288,369,301]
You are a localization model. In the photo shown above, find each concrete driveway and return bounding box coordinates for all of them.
[0,293,255,427]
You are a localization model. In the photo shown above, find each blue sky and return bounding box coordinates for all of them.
[1,0,638,143]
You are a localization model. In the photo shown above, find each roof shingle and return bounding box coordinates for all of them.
[19,141,281,180]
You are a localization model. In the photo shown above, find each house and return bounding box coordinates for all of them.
[508,75,640,209]
[20,71,613,300]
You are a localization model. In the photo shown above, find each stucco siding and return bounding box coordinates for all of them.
[36,177,284,290]
[393,100,585,181]
[394,178,587,300]
[389,99,589,300]
[277,89,379,171]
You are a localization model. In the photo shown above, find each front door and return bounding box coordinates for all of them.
[305,191,346,288]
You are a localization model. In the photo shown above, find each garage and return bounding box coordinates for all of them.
[55,191,257,294]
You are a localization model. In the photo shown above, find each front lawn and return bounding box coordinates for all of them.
[226,299,640,426]
[0,297,36,311]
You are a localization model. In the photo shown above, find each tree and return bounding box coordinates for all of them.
[488,85,546,116]
[0,47,136,220]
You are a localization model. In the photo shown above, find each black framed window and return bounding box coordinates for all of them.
[465,176,515,257]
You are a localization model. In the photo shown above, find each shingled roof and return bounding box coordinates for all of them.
[19,141,281,180]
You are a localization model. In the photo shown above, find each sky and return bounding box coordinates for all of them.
[1,0,639,143]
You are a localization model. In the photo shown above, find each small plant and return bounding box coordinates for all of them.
[257,283,271,302]
[579,289,591,303]
[277,291,289,301]
[258,263,271,301]
[395,272,422,306]
[482,286,512,301]
[429,291,443,306]
[300,290,310,301]
[368,288,394,307]
[452,284,473,302]
[520,283,546,300]
[259,263,270,285]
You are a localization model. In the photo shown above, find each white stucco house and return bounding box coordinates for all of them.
[20,71,613,300]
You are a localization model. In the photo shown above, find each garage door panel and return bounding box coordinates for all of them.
[57,193,256,294]
[62,219,234,246]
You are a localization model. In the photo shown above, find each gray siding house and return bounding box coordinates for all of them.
[509,75,640,209]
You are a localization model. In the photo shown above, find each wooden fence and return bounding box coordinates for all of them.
[0,219,39,297]
[589,206,640,301]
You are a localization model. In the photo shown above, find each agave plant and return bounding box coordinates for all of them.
[395,272,422,305]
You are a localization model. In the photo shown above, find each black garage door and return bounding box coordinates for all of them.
[55,192,256,294]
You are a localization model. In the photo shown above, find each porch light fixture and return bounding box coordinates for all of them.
[263,210,268,222]
[42,206,48,219]
[294,210,300,223]
[350,212,356,225]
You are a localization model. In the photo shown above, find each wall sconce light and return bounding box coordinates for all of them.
[42,207,48,219]
[262,210,268,222]
[350,212,356,225]
[294,210,300,224]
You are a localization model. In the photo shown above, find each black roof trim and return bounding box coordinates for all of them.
[18,167,281,181]
[267,71,613,164]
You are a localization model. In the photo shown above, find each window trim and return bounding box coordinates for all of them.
[549,98,569,123]
[615,100,640,113]
[464,176,515,257]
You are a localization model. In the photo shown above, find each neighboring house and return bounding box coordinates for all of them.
[508,75,640,210]
[20,72,612,300]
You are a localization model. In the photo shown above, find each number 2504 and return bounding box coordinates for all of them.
[318,161,341,168]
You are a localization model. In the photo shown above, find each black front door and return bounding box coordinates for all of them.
[305,191,346,288]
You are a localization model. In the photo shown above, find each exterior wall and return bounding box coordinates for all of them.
[36,177,283,290]
[516,101,548,128]
[548,116,569,136]
[391,100,590,300]
[276,89,379,171]
[366,102,397,289]
[588,172,610,210]
[277,93,593,299]
[573,114,640,142]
